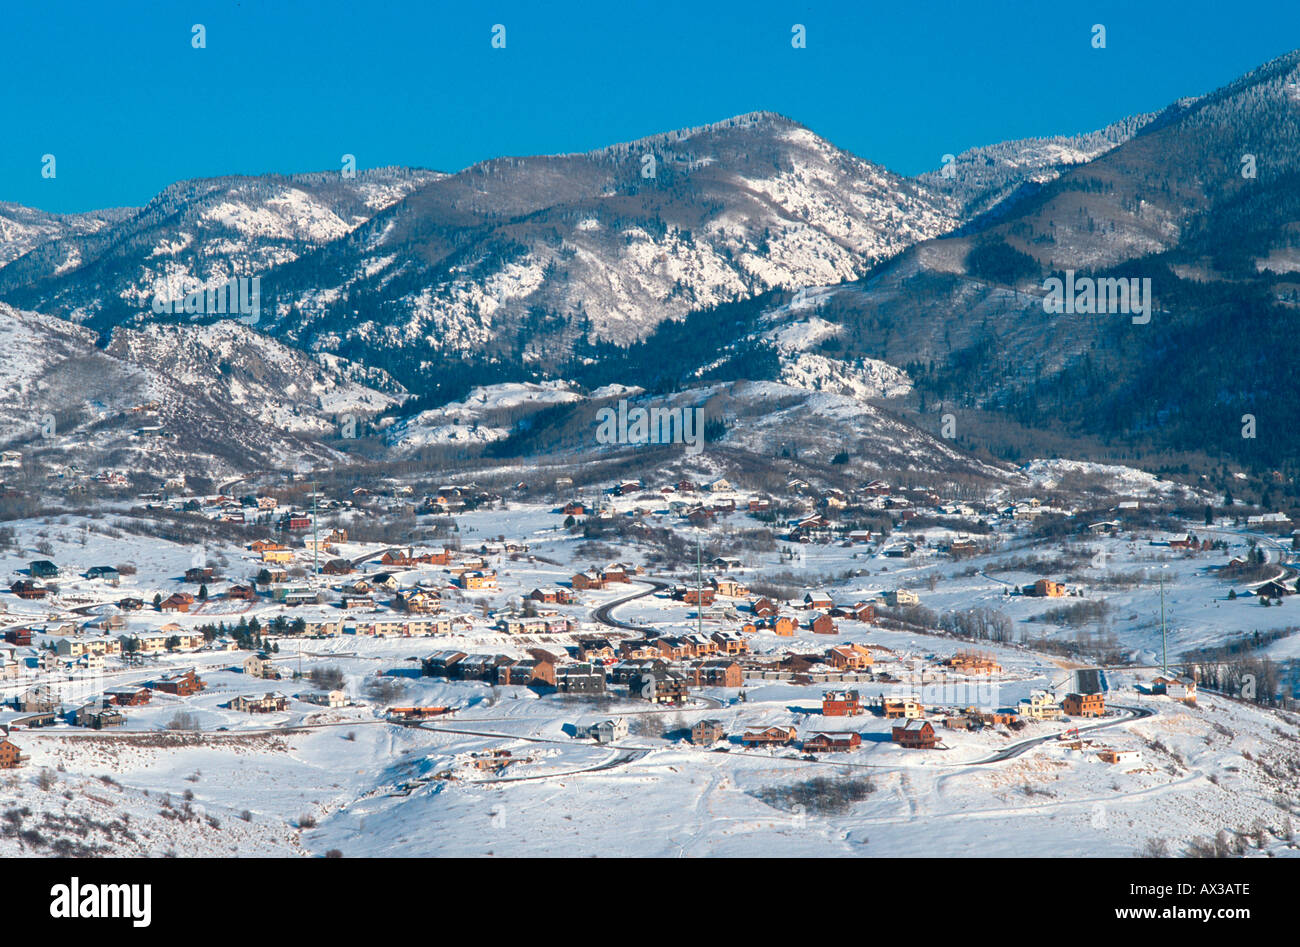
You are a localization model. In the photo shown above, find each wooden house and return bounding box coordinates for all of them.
[571,570,604,591]
[686,659,744,688]
[497,659,557,687]
[767,615,797,636]
[881,696,923,719]
[554,663,607,694]
[803,731,861,753]
[0,738,27,768]
[9,580,47,600]
[104,686,152,707]
[690,719,725,745]
[808,612,837,635]
[826,644,872,670]
[710,630,750,655]
[822,689,862,717]
[742,725,797,746]
[802,591,833,610]
[632,670,689,705]
[892,719,939,749]
[681,587,716,607]
[150,669,204,696]
[321,558,354,575]
[1062,692,1106,717]
[530,587,573,605]
[421,651,468,678]
[160,592,195,613]
[1027,579,1067,598]
[230,693,289,713]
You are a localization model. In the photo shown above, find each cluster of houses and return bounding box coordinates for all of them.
[6,668,206,730]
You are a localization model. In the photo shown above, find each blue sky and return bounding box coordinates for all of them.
[4,0,1299,213]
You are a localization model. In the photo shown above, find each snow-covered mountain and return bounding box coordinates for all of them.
[916,112,1159,220]
[0,202,136,268]
[0,167,444,333]
[0,114,964,388]
[266,112,962,360]
[0,303,402,479]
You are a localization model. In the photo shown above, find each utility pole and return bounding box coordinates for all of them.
[1160,572,1167,678]
[311,479,319,581]
[696,534,704,638]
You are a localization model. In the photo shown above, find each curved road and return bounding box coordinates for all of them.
[590,578,672,632]
[971,703,1155,764]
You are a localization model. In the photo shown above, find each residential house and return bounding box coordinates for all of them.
[766,615,798,636]
[881,696,923,719]
[1152,675,1198,705]
[690,719,725,745]
[803,731,861,753]
[742,725,797,746]
[631,670,689,705]
[230,693,290,713]
[159,592,195,613]
[243,652,278,679]
[9,580,47,600]
[571,570,604,591]
[822,689,862,717]
[74,703,125,729]
[1018,690,1064,720]
[1062,692,1106,717]
[104,686,151,707]
[892,719,939,749]
[802,591,833,610]
[421,651,468,678]
[0,738,27,768]
[574,638,616,662]
[826,644,872,670]
[710,629,750,655]
[120,631,168,653]
[587,718,629,744]
[150,669,204,696]
[497,658,557,688]
[554,663,607,695]
[808,612,837,635]
[299,690,347,708]
[685,659,744,688]
[1025,579,1067,598]
[530,587,573,605]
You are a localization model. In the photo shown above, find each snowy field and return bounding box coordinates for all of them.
[0,487,1297,857]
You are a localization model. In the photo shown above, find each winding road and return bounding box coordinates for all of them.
[590,578,672,631]
[970,702,1156,764]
